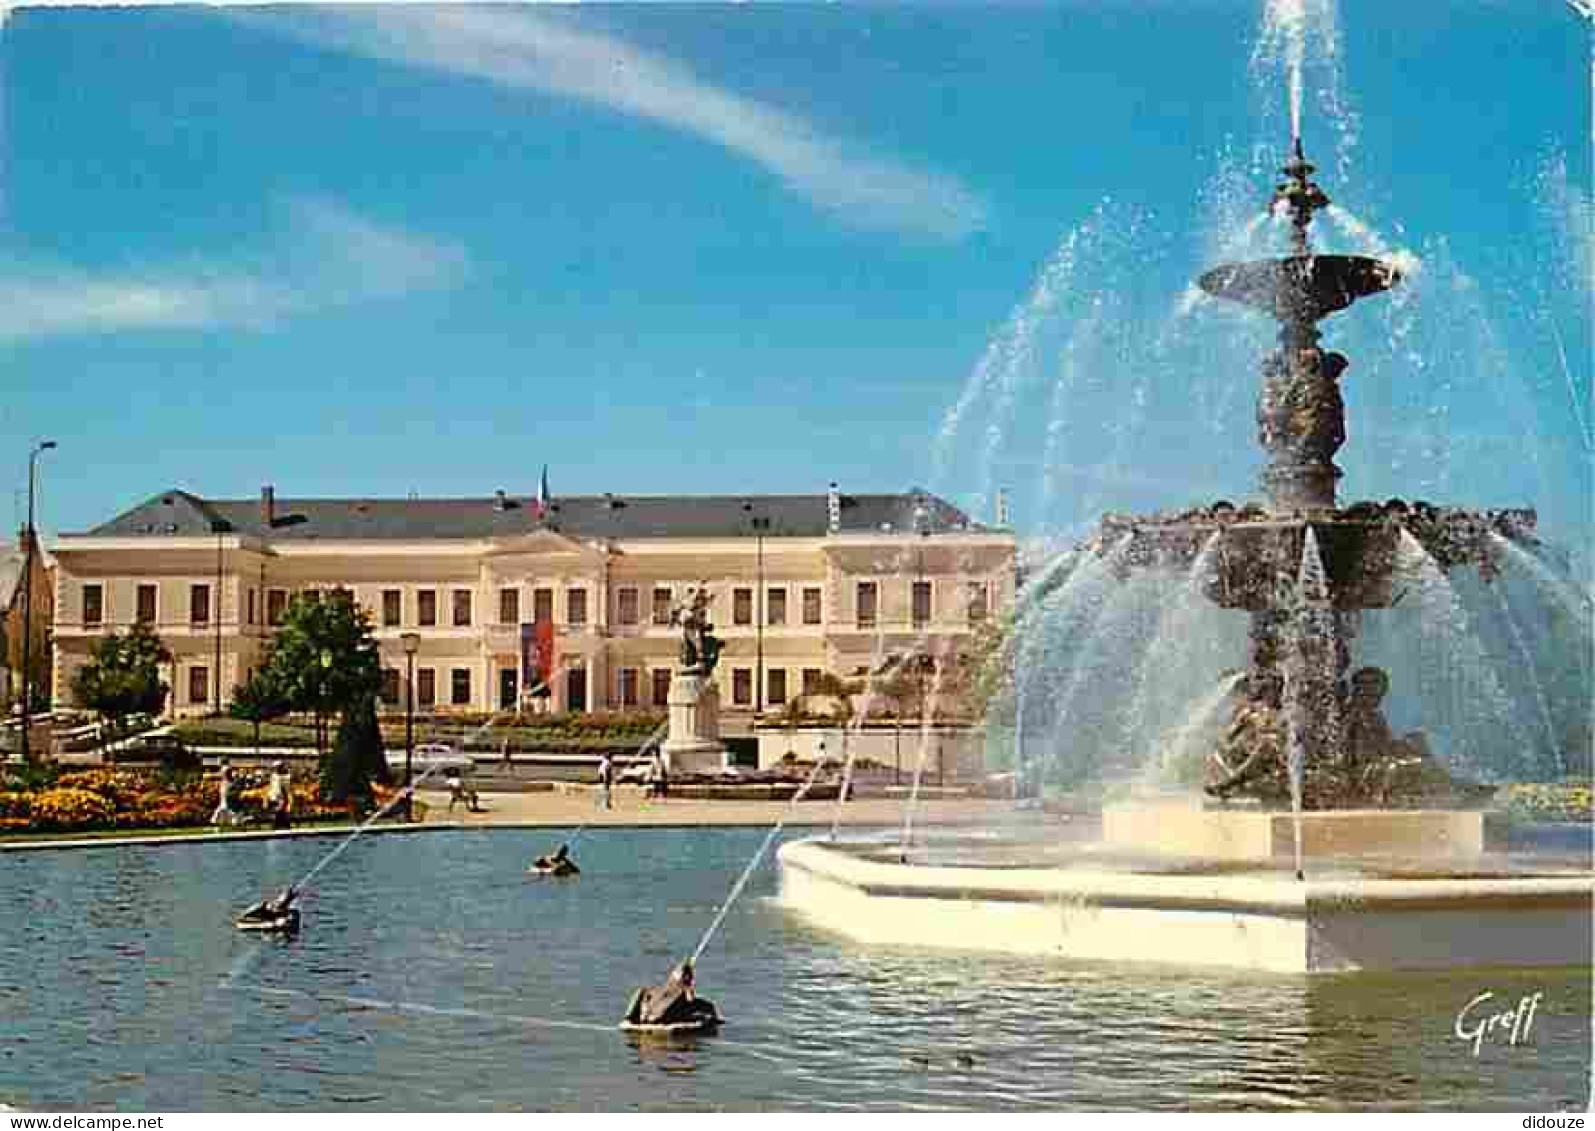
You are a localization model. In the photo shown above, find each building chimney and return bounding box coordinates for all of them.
[995,488,1011,529]
[260,485,275,529]
[827,482,841,535]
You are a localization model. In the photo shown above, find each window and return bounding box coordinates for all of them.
[766,587,787,626]
[190,583,211,626]
[567,588,587,625]
[380,668,400,706]
[418,590,437,627]
[767,668,787,706]
[652,587,673,626]
[733,587,753,626]
[247,588,256,626]
[264,588,285,626]
[912,580,933,627]
[652,668,672,706]
[533,587,554,624]
[451,667,472,706]
[82,584,103,626]
[617,587,639,626]
[732,668,753,706]
[619,667,639,707]
[802,668,822,696]
[856,582,878,628]
[802,586,822,625]
[417,668,437,708]
[499,587,519,625]
[383,589,402,627]
[967,581,989,623]
[137,584,158,625]
[189,665,209,705]
[453,589,473,627]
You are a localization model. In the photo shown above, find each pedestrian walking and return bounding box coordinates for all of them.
[597,750,615,811]
[211,760,238,827]
[268,760,293,830]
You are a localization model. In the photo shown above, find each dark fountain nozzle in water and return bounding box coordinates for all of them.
[1083,135,1538,812]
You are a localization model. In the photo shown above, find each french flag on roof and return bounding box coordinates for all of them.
[533,465,551,520]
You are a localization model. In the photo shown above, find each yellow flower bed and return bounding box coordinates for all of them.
[31,788,116,831]
[0,766,367,834]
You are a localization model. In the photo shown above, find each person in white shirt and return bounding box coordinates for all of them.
[210,760,237,827]
[267,761,292,829]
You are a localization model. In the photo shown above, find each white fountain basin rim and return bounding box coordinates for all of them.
[776,837,1594,973]
[779,838,1592,914]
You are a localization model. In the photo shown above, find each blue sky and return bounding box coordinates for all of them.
[2,2,1588,555]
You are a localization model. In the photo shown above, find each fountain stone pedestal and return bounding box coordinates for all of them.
[661,671,729,775]
[1101,800,1505,862]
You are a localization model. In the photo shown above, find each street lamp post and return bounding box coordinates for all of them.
[19,440,56,764]
[317,648,332,758]
[211,519,228,713]
[743,504,770,715]
[915,503,930,729]
[401,632,420,822]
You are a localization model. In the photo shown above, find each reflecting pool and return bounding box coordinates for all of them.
[1,829,1587,1111]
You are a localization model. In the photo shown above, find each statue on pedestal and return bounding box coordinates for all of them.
[661,584,728,776]
[671,584,722,676]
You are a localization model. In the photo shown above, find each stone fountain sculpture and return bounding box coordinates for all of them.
[1085,138,1535,811]
[660,583,729,774]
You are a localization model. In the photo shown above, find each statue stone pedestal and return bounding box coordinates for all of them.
[661,671,728,775]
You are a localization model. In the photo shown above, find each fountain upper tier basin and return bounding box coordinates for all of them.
[1198,254,1401,324]
[777,833,1593,974]
[1087,503,1537,611]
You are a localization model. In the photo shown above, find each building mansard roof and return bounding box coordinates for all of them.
[79,488,995,543]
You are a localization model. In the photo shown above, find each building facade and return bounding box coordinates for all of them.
[50,485,1015,721]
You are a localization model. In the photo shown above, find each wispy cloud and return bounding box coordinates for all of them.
[246,5,987,241]
[0,199,467,343]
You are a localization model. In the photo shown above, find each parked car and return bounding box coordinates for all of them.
[387,743,471,776]
[110,733,201,772]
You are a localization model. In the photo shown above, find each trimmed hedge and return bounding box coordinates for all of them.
[174,711,667,751]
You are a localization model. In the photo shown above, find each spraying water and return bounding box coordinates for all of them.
[690,758,832,966]
[545,718,669,857]
[1486,582,1563,777]
[290,708,514,896]
[896,646,954,861]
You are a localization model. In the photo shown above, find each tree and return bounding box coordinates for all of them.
[963,610,1017,727]
[257,590,382,756]
[323,693,391,804]
[70,622,171,736]
[807,671,857,722]
[230,670,290,758]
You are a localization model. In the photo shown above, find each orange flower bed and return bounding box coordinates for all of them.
[31,788,116,831]
[0,767,360,833]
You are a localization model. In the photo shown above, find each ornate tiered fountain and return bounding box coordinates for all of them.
[777,137,1591,974]
[1086,138,1538,815]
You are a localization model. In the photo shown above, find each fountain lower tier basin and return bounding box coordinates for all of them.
[776,837,1592,974]
[1090,507,1537,610]
[1101,803,1505,861]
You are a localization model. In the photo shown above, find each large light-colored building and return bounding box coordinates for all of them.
[50,484,1015,721]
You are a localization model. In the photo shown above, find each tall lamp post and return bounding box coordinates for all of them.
[19,439,56,764]
[211,519,229,713]
[913,497,931,728]
[742,503,770,714]
[401,632,420,821]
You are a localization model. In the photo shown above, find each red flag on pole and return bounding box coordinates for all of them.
[534,620,556,692]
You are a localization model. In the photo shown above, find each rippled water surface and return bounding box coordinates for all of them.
[1,828,1588,1110]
